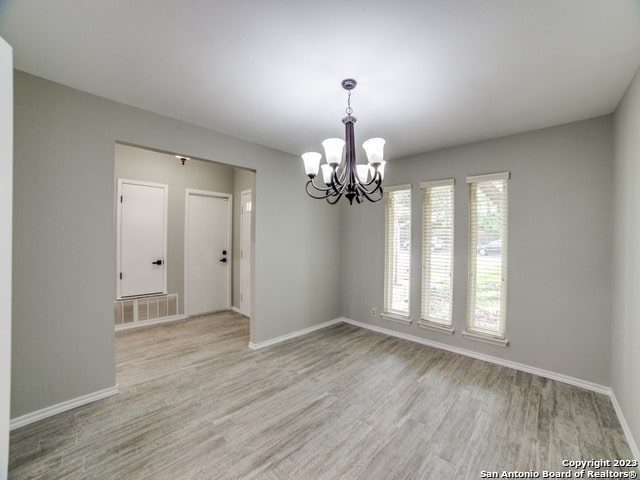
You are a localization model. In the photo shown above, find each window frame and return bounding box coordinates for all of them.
[465,172,509,345]
[383,184,412,324]
[419,179,455,334]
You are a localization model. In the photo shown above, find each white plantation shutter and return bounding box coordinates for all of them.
[384,185,411,318]
[420,179,454,326]
[466,172,509,338]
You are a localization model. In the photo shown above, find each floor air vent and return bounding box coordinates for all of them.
[114,294,179,327]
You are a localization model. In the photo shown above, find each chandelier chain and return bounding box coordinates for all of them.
[346,90,353,116]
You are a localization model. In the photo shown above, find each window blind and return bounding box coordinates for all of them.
[384,185,411,318]
[420,179,454,326]
[467,172,509,338]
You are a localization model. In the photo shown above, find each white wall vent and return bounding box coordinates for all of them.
[114,294,178,326]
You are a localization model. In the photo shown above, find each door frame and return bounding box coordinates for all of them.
[239,189,252,317]
[184,189,232,316]
[115,178,169,299]
[0,37,12,478]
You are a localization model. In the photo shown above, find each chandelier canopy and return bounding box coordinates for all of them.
[302,79,386,205]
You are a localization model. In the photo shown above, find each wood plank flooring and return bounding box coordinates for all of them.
[9,312,634,479]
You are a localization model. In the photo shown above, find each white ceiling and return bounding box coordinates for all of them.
[1,0,639,160]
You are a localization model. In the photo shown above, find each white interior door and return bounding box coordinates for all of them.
[239,190,252,316]
[117,179,168,298]
[185,190,231,316]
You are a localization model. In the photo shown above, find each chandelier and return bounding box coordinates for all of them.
[302,79,386,205]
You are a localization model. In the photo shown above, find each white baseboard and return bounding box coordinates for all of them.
[10,386,119,430]
[115,314,188,331]
[231,306,241,313]
[340,317,610,395]
[248,318,343,350]
[610,391,640,462]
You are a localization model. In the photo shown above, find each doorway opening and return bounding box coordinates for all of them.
[113,143,255,331]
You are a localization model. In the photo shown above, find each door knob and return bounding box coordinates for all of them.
[152,260,163,265]
[219,258,227,263]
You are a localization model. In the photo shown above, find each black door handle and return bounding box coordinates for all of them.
[152,260,163,265]
[219,258,227,263]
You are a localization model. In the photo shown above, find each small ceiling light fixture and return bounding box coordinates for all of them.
[175,155,190,165]
[302,79,386,205]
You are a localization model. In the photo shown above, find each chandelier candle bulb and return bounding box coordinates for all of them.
[378,160,386,179]
[362,137,385,166]
[302,152,322,177]
[301,78,385,205]
[322,138,345,166]
[369,160,386,180]
[356,164,370,182]
[320,164,333,185]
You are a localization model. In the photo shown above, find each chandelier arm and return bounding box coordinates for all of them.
[353,172,382,193]
[330,168,346,195]
[356,184,384,203]
[354,171,383,200]
[326,191,344,205]
[357,186,381,198]
[305,179,339,199]
[358,171,382,188]
[348,164,359,189]
[308,175,337,193]
[305,188,333,200]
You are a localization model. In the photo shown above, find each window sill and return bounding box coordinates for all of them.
[381,313,412,325]
[418,321,454,335]
[462,329,509,347]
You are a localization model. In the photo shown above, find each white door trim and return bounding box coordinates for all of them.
[184,189,232,316]
[0,37,13,480]
[239,189,252,317]
[116,178,168,299]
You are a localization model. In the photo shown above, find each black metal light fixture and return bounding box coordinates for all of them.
[302,79,386,205]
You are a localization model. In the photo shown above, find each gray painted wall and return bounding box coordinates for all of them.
[0,37,12,480]
[12,71,341,418]
[114,144,236,314]
[232,168,255,309]
[341,116,613,386]
[612,66,640,456]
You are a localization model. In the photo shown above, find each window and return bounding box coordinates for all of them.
[420,179,454,330]
[384,185,412,321]
[466,172,509,342]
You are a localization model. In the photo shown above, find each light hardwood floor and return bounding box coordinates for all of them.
[9,312,634,479]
